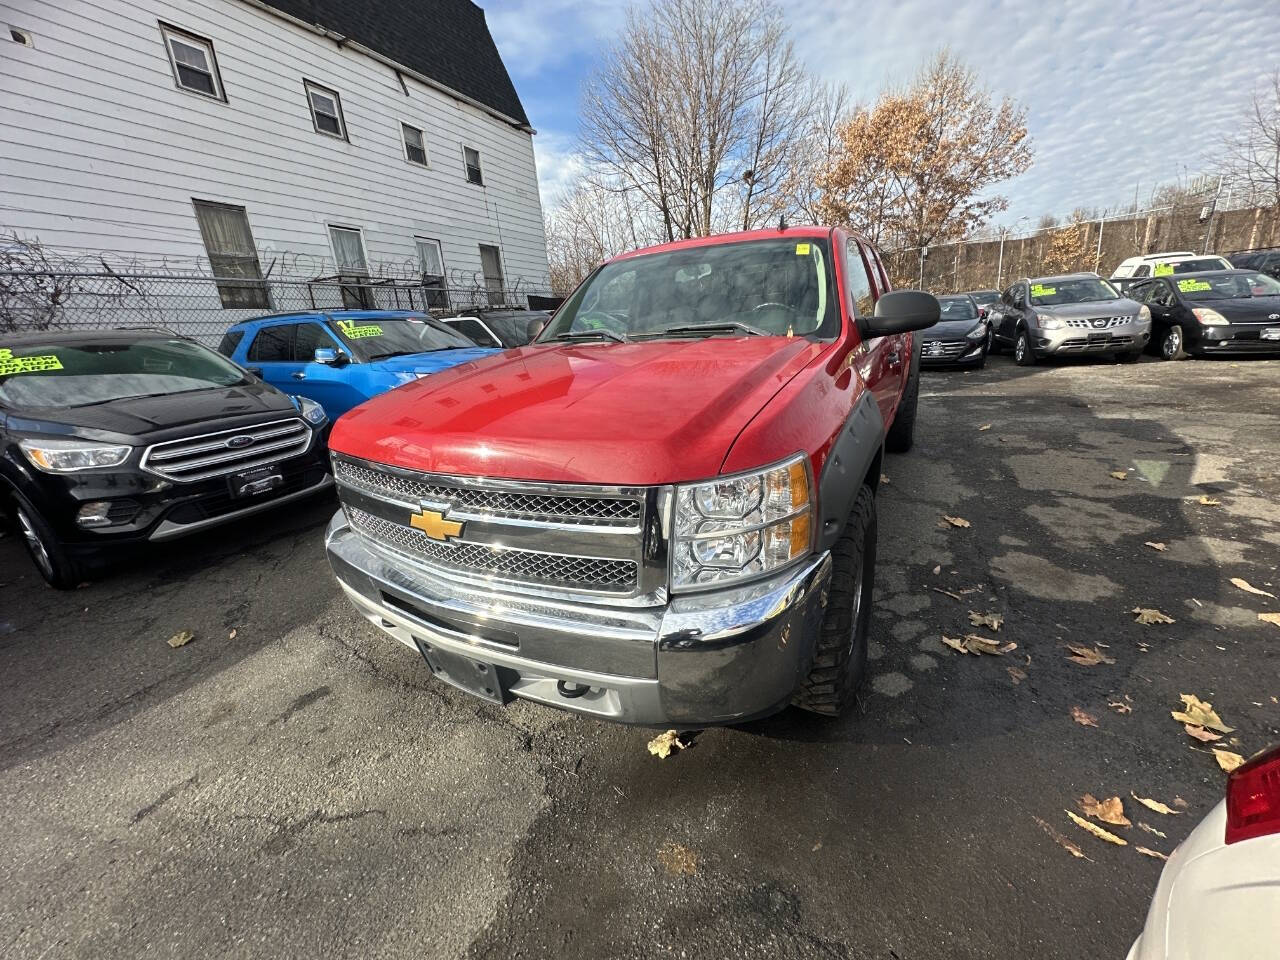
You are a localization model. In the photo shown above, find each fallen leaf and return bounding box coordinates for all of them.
[657,841,698,876]
[1260,613,1280,628]
[932,564,941,575]
[1144,541,1167,552]
[1006,665,1027,685]
[1133,607,1176,625]
[1065,644,1115,666]
[1213,749,1245,773]
[1170,694,1233,733]
[978,423,992,431]
[1198,495,1220,506]
[1071,706,1099,728]
[932,587,963,601]
[1183,723,1222,743]
[941,634,968,654]
[881,474,891,485]
[968,611,1003,631]
[1078,794,1130,826]
[1066,810,1127,846]
[228,628,237,641]
[1110,471,1128,480]
[1136,846,1168,861]
[1109,695,1133,714]
[167,630,195,649]
[647,730,686,759]
[942,634,1015,656]
[1034,816,1092,861]
[1131,793,1180,816]
[943,515,971,528]
[1230,577,1276,599]
[811,840,822,852]
[1137,822,1167,839]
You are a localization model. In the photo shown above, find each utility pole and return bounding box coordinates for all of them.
[996,228,1006,288]
[1095,212,1106,273]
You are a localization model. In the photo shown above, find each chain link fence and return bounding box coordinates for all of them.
[0,269,557,346]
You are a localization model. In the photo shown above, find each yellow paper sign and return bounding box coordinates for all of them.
[1177,279,1212,292]
[795,243,810,255]
[336,321,384,339]
[0,348,63,375]
[1030,284,1056,297]
[1153,262,1174,276]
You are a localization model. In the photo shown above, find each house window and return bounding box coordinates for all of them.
[479,244,505,306]
[415,237,448,309]
[160,24,223,100]
[402,123,428,166]
[305,81,346,139]
[328,224,371,308]
[463,146,483,185]
[191,200,270,309]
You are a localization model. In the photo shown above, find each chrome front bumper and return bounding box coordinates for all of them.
[325,510,832,725]
[1038,320,1151,354]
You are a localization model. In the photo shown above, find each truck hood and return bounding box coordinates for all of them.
[330,337,826,485]
[369,347,500,377]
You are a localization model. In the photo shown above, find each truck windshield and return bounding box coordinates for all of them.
[1029,278,1121,306]
[543,237,838,341]
[0,338,248,408]
[327,316,476,361]
[1175,272,1280,300]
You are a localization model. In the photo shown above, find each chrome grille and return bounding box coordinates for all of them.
[143,418,311,482]
[1058,335,1134,351]
[1064,316,1130,329]
[333,458,640,525]
[347,507,637,591]
[921,339,971,359]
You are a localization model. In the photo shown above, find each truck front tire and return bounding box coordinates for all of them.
[794,485,876,717]
[884,340,920,453]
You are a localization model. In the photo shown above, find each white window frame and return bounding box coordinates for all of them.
[327,223,370,275]
[305,80,347,140]
[159,23,224,101]
[463,146,484,186]
[401,122,429,167]
[414,237,445,277]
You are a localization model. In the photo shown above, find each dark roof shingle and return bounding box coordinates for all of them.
[256,0,530,128]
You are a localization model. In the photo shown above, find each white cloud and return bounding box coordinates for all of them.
[532,131,588,209]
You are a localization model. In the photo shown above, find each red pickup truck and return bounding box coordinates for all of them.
[324,227,938,725]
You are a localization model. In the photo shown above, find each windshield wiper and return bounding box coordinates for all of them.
[649,321,767,338]
[548,328,628,344]
[366,350,421,360]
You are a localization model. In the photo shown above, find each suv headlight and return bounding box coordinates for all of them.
[672,454,812,590]
[294,396,327,425]
[20,438,131,472]
[1037,314,1064,330]
[1192,308,1229,326]
[1137,305,1151,324]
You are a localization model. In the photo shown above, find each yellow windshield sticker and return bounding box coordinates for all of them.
[0,348,63,375]
[336,321,384,339]
[1177,279,1212,292]
[1153,262,1174,276]
[1030,284,1056,297]
[795,243,810,255]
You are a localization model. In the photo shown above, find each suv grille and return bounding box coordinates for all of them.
[333,458,640,526]
[1064,316,1130,329]
[346,507,638,591]
[143,418,311,482]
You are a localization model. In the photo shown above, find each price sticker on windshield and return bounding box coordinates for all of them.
[0,348,63,375]
[336,321,384,339]
[795,243,810,255]
[1177,279,1212,292]
[1030,284,1056,297]
[1153,262,1174,276]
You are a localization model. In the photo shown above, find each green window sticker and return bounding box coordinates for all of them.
[336,321,384,339]
[1030,284,1056,297]
[1177,279,1212,293]
[1153,262,1174,276]
[0,348,63,375]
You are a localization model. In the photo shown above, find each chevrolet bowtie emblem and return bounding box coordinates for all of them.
[409,507,464,542]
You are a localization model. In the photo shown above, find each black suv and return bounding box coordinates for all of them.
[1,329,331,587]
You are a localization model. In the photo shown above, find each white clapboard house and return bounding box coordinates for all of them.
[0,0,552,322]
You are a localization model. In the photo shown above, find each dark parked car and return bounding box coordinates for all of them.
[1,329,331,587]
[438,309,551,348]
[920,294,989,367]
[987,273,1150,365]
[1128,270,1280,360]
[1228,248,1280,280]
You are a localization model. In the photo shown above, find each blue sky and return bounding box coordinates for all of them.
[483,0,1280,229]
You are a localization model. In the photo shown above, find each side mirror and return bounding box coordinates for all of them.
[314,347,347,366]
[865,290,940,337]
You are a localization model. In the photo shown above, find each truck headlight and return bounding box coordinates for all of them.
[1037,314,1064,330]
[19,438,131,472]
[294,396,327,425]
[672,454,812,590]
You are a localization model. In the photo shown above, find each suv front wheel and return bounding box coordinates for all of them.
[9,492,84,589]
[793,485,876,717]
[1014,328,1037,366]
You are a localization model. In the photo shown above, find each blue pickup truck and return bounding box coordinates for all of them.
[218,310,499,421]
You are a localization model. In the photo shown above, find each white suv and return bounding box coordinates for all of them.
[1112,251,1232,280]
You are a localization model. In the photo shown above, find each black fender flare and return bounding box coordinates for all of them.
[816,389,883,552]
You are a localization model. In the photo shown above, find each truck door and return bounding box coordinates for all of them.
[846,239,903,425]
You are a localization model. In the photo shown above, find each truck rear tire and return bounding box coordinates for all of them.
[793,485,876,717]
[884,341,920,453]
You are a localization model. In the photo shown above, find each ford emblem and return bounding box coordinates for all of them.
[226,435,255,449]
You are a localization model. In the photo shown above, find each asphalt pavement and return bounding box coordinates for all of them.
[2,353,1278,959]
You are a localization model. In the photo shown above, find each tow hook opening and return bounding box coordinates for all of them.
[557,680,591,699]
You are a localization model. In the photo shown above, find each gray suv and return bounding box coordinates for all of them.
[988,273,1151,365]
